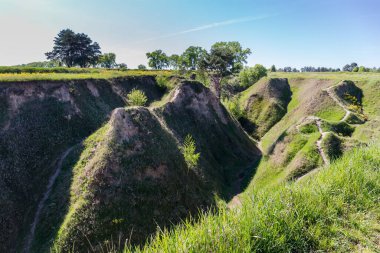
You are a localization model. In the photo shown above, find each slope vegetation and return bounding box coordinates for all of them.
[127,144,380,252]
[0,76,166,252]
[38,81,261,252]
[251,77,369,188]
[237,78,292,139]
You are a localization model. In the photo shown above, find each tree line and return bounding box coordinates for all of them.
[43,29,379,99]
[271,63,380,73]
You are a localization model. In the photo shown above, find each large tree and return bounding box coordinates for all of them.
[181,46,207,70]
[211,42,251,72]
[46,29,101,68]
[146,50,169,69]
[199,42,251,99]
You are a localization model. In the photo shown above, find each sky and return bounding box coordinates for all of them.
[0,0,379,68]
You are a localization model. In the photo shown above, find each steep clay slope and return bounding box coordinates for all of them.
[38,81,260,252]
[237,78,292,139]
[155,81,261,196]
[0,76,165,252]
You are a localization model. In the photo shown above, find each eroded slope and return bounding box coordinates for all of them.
[0,76,165,252]
[47,81,260,252]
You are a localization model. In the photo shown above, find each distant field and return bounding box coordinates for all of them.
[0,67,172,82]
[269,71,380,81]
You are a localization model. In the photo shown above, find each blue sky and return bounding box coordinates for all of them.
[0,0,379,68]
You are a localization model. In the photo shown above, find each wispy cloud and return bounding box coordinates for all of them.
[139,15,276,43]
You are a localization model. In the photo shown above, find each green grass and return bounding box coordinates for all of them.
[123,144,380,252]
[269,71,380,82]
[321,121,355,137]
[315,104,346,121]
[0,69,172,82]
[237,78,291,139]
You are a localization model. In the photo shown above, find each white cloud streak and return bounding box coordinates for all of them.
[139,15,276,43]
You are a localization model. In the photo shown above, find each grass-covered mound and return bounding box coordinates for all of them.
[127,144,380,252]
[155,81,261,197]
[237,78,292,139]
[48,81,260,252]
[0,76,165,252]
[252,119,322,187]
[332,80,363,113]
[51,108,214,252]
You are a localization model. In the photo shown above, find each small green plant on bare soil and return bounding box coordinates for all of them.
[181,134,200,169]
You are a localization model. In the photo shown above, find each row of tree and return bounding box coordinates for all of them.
[145,42,252,98]
[271,63,379,73]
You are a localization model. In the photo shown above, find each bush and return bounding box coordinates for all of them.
[127,89,147,106]
[138,64,147,70]
[223,96,243,119]
[181,135,200,169]
[239,64,267,88]
[156,75,173,90]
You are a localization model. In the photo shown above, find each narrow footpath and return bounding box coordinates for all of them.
[23,144,78,253]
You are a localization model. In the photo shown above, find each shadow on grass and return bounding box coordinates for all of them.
[30,143,84,253]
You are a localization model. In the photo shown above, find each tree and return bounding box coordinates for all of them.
[239,64,267,87]
[199,42,251,99]
[211,42,251,73]
[118,63,128,70]
[146,50,169,70]
[98,53,116,68]
[168,54,181,70]
[270,65,277,72]
[137,64,147,70]
[46,29,101,68]
[343,62,358,72]
[181,46,207,70]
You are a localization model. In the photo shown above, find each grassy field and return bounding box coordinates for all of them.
[122,144,380,252]
[269,71,380,82]
[0,68,172,82]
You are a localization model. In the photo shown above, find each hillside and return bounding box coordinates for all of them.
[0,77,261,252]
[250,74,377,188]
[128,144,380,252]
[0,71,379,252]
[237,78,292,139]
[0,76,167,252]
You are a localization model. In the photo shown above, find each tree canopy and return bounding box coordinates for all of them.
[239,64,268,87]
[146,50,169,70]
[181,46,207,70]
[199,41,251,98]
[46,29,101,68]
[98,53,116,68]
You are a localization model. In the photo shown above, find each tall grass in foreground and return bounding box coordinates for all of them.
[123,145,380,252]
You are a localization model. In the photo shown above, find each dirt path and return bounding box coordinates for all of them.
[315,118,330,165]
[297,84,352,181]
[23,144,78,253]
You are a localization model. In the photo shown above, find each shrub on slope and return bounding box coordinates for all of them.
[128,144,380,252]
